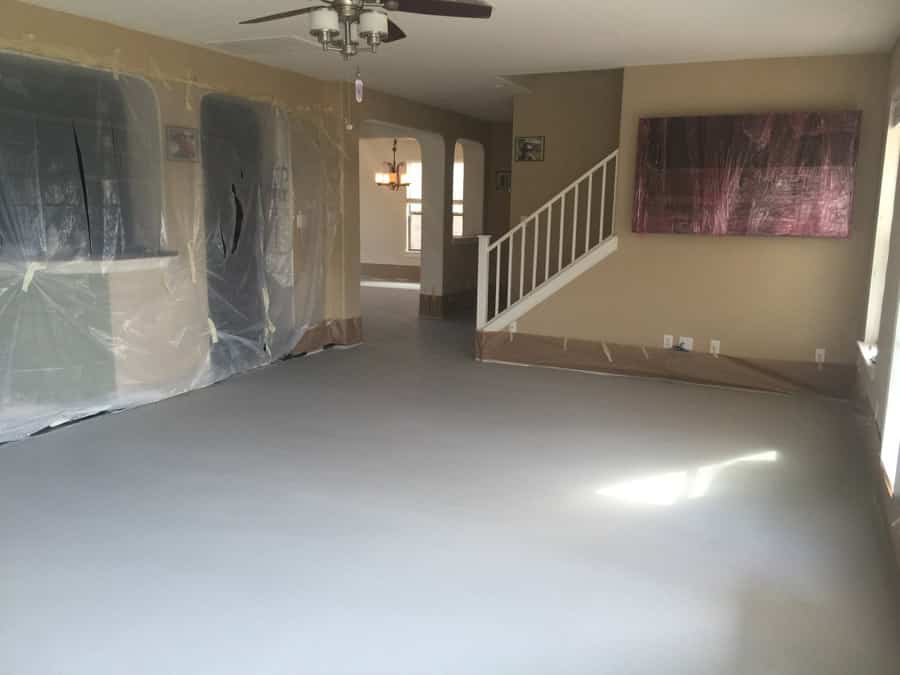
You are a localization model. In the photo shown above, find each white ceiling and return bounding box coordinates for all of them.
[22,0,900,121]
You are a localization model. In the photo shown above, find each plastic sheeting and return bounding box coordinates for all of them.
[632,112,861,237]
[0,52,343,442]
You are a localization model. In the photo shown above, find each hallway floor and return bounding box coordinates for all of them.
[2,286,899,675]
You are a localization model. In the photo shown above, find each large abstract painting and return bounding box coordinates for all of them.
[632,111,861,237]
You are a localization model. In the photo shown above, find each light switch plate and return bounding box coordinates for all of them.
[679,337,694,352]
[815,348,826,364]
[663,334,674,349]
[710,339,721,356]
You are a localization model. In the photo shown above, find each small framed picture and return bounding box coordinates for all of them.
[166,126,200,162]
[515,136,545,162]
[495,170,512,192]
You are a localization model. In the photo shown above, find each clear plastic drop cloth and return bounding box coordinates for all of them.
[0,52,341,442]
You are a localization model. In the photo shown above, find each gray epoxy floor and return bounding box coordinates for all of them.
[2,286,900,675]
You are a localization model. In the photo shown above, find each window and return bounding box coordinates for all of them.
[452,161,465,237]
[0,53,162,261]
[402,159,465,251]
[863,101,900,353]
[406,201,423,252]
[405,161,423,253]
[452,202,464,238]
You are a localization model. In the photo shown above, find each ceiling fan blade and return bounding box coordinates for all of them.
[385,19,407,42]
[383,0,492,19]
[239,6,317,25]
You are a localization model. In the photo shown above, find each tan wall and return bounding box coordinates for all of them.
[519,55,890,366]
[511,70,623,227]
[485,122,512,237]
[0,0,346,327]
[359,138,422,268]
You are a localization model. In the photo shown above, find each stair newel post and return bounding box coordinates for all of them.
[476,234,491,330]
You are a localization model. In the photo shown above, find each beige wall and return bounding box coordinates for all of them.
[511,70,623,227]
[359,138,422,268]
[485,122,513,237]
[519,55,890,366]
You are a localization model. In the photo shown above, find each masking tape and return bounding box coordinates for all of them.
[22,262,46,292]
[111,48,120,80]
[187,242,197,284]
[641,346,650,360]
[207,318,219,344]
[262,287,277,336]
[602,341,613,363]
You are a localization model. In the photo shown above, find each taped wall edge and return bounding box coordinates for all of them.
[292,318,362,355]
[476,330,857,400]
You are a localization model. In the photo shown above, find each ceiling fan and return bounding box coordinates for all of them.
[240,0,493,60]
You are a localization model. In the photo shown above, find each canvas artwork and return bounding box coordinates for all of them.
[632,111,862,237]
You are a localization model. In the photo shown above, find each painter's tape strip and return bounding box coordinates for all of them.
[185,74,194,111]
[262,287,277,336]
[22,262,46,293]
[208,318,219,344]
[111,48,121,80]
[187,243,197,284]
[641,346,650,361]
[601,341,613,363]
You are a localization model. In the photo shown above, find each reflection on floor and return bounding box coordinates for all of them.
[2,285,899,675]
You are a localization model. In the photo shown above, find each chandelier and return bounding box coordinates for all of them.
[374,139,411,192]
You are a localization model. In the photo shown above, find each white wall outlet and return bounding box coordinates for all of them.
[710,339,721,356]
[663,334,674,349]
[678,337,694,352]
[815,348,826,364]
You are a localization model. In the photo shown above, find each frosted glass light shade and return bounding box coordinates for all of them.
[309,8,340,39]
[359,9,389,40]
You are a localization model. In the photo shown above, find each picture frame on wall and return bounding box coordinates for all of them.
[515,136,545,162]
[166,126,200,162]
[495,170,512,192]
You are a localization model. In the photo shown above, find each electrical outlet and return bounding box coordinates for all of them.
[710,339,721,356]
[678,337,694,352]
[815,348,826,364]
[663,334,674,349]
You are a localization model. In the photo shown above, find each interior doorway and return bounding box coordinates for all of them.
[359,135,423,286]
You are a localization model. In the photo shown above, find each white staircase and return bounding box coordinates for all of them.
[476,149,620,332]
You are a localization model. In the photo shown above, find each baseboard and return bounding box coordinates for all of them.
[292,317,362,355]
[419,290,476,319]
[361,263,420,283]
[476,330,856,399]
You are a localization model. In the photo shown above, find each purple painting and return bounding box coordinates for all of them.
[632,112,861,237]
